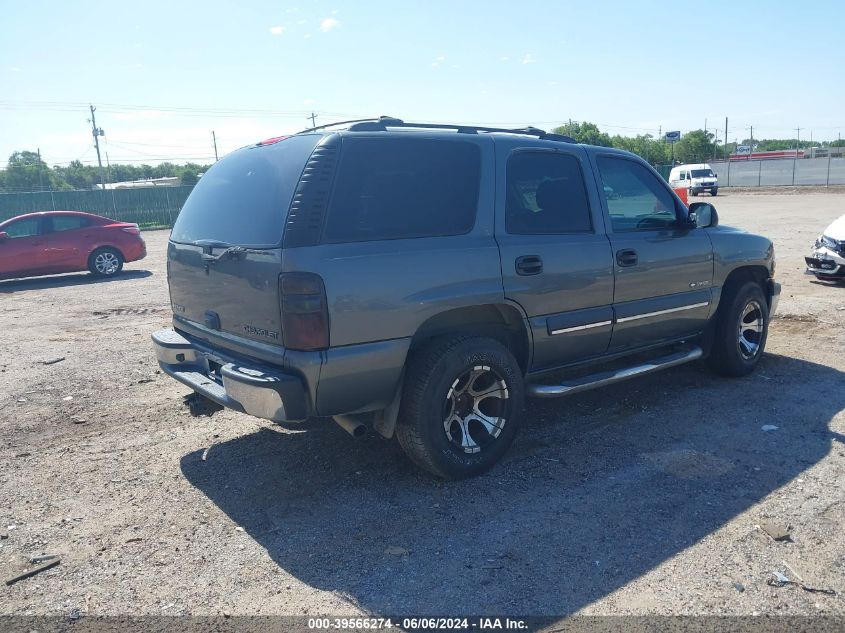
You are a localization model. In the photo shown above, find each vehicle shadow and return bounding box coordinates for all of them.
[0,269,152,293]
[180,353,844,615]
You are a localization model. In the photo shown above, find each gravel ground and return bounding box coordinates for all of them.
[1,189,844,620]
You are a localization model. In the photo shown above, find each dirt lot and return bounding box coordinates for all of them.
[1,189,844,620]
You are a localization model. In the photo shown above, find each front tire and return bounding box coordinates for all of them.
[711,188,718,196]
[88,247,124,277]
[707,281,769,377]
[396,336,525,479]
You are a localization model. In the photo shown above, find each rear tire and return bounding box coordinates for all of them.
[707,281,769,377]
[88,247,124,277]
[396,336,525,479]
[711,188,718,196]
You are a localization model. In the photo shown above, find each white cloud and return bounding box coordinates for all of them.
[285,7,299,13]
[269,25,284,35]
[521,53,536,65]
[431,55,446,67]
[320,17,340,32]
[303,98,315,106]
[10,66,22,72]
[304,33,312,39]
[296,19,305,25]
[331,9,339,14]
[500,56,510,62]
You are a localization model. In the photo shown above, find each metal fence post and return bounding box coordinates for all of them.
[726,156,731,187]
[165,188,173,227]
[826,150,832,187]
[791,156,796,186]
[757,160,762,187]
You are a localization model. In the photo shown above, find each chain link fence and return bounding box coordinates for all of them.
[0,186,194,228]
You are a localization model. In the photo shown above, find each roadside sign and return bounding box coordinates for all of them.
[664,131,681,141]
[736,145,752,155]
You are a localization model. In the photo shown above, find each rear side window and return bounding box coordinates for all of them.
[50,215,89,232]
[170,134,321,248]
[506,152,592,234]
[323,138,481,242]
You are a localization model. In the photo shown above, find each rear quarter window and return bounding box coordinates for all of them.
[170,134,321,248]
[323,137,481,242]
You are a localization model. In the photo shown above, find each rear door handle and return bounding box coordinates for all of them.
[616,249,638,267]
[515,255,543,276]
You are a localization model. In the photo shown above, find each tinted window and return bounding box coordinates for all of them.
[597,156,678,232]
[323,138,480,242]
[170,134,321,248]
[50,215,89,232]
[4,218,40,238]
[506,152,592,234]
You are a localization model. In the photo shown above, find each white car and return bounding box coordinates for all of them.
[668,163,719,197]
[805,214,845,281]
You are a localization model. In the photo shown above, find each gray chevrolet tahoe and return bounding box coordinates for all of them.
[152,117,780,479]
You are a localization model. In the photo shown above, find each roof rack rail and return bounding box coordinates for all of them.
[298,116,576,143]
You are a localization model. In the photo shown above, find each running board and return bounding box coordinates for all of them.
[527,346,704,399]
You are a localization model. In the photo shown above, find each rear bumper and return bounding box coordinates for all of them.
[151,328,308,422]
[124,239,147,262]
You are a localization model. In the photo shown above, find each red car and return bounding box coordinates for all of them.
[0,211,146,281]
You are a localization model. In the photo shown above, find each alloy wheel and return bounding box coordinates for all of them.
[442,365,510,454]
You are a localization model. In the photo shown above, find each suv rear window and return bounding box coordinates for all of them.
[170,134,321,248]
[323,138,481,242]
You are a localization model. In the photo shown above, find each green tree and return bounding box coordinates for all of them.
[3,150,61,192]
[178,163,204,186]
[610,133,668,165]
[553,121,613,147]
[674,130,715,163]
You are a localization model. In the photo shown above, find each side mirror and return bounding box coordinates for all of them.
[0,232,7,241]
[688,202,719,228]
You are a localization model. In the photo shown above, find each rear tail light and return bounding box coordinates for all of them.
[120,224,140,235]
[279,272,329,351]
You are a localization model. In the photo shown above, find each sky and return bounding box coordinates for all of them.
[2,0,844,167]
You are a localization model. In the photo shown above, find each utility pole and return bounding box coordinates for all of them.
[37,148,44,191]
[88,104,107,192]
[212,130,219,162]
[568,118,572,136]
[308,112,318,129]
[712,129,718,161]
[792,125,801,186]
[747,125,753,160]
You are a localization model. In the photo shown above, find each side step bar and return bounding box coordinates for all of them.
[527,347,703,399]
